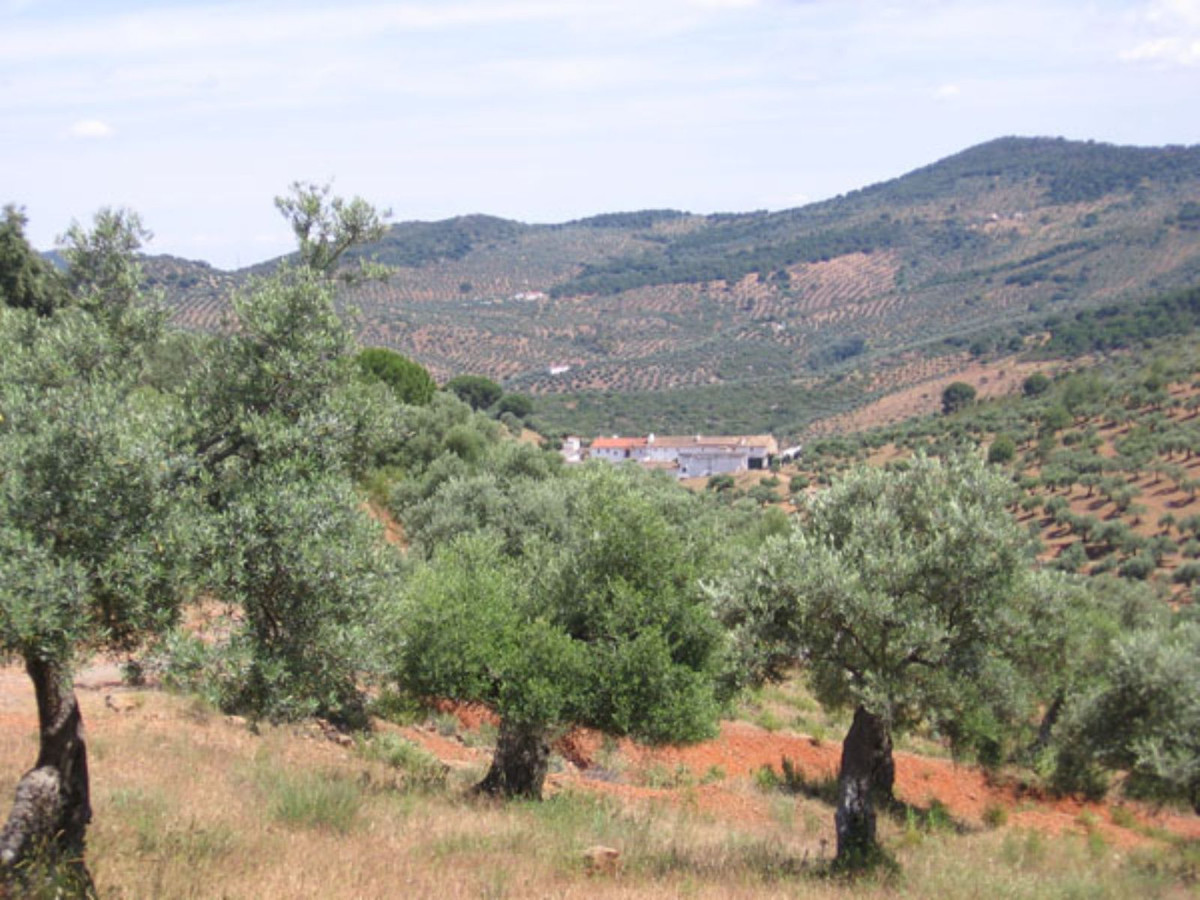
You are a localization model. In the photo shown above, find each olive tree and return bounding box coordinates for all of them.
[274,180,388,277]
[197,463,400,727]
[1022,372,1051,397]
[392,464,729,799]
[0,205,67,315]
[0,211,182,892]
[941,381,977,415]
[178,186,401,726]
[1062,619,1200,811]
[716,454,1045,868]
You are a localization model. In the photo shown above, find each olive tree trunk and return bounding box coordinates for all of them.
[0,656,94,896]
[1029,691,1065,757]
[474,718,550,800]
[834,706,894,868]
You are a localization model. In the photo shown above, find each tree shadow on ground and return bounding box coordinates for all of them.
[765,755,975,836]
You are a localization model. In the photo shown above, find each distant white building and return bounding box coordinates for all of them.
[560,436,583,464]
[589,435,645,463]
[585,433,778,478]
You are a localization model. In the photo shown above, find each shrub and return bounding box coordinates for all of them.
[987,434,1017,465]
[942,381,977,415]
[707,473,736,492]
[261,768,363,833]
[356,734,447,791]
[495,393,534,420]
[443,424,488,462]
[1118,553,1156,580]
[1173,562,1200,585]
[1023,372,1052,397]
[444,374,503,410]
[982,804,1009,829]
[1066,623,1200,810]
[356,347,436,406]
[499,411,524,436]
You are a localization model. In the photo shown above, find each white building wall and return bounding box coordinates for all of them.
[640,446,678,463]
[745,447,771,469]
[591,447,630,463]
[677,449,750,479]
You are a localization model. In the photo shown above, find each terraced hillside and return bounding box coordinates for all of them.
[153,137,1200,436]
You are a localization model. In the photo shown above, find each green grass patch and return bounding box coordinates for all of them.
[257,766,364,833]
[355,732,449,792]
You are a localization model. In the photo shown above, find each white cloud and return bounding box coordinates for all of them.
[0,0,770,117]
[687,0,760,8]
[1120,37,1200,65]
[4,0,1198,268]
[68,119,114,139]
[1121,0,1200,65]
[0,0,775,69]
[1146,0,1200,27]
[0,2,568,62]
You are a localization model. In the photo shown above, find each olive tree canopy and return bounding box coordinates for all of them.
[392,464,730,799]
[715,454,1049,867]
[0,209,183,893]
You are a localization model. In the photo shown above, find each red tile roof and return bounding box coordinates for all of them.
[590,436,647,450]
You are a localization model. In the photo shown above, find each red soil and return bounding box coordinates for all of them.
[366,500,406,548]
[2,662,1196,854]
[417,700,1200,850]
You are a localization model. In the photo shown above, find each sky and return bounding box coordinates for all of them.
[2,0,1198,269]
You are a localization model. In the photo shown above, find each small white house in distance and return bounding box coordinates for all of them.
[589,436,646,462]
[560,436,583,464]
[586,434,778,478]
[667,435,778,478]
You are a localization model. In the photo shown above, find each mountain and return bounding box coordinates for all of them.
[153,137,1200,437]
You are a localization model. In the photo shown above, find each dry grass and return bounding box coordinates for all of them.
[1,679,1194,899]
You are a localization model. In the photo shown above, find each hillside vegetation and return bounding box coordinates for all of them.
[755,329,1200,601]
[152,137,1200,436]
[4,186,1198,896]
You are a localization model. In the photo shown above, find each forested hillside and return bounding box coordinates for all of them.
[4,188,1198,897]
[150,137,1200,437]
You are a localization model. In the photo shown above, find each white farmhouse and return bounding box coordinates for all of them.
[589,436,646,462]
[665,435,778,478]
[586,433,778,478]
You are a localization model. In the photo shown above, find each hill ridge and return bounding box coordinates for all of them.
[146,134,1200,437]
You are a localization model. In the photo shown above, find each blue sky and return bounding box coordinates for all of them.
[2,0,1198,268]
